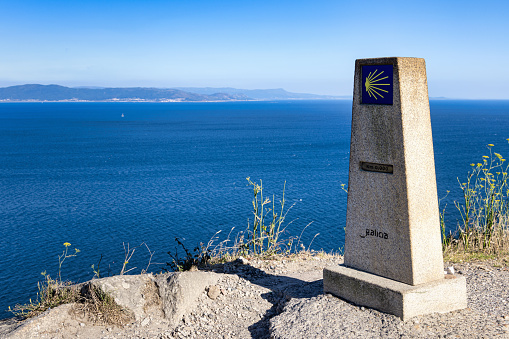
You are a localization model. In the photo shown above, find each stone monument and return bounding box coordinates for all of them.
[324,57,467,320]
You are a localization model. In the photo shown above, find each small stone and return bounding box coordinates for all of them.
[207,285,221,300]
[237,256,250,265]
[80,322,85,327]
[447,266,455,275]
[141,317,151,327]
[361,307,365,311]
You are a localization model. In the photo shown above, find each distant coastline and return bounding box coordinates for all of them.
[0,98,344,103]
[0,99,254,103]
[0,84,348,102]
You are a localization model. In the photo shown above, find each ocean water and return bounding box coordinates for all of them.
[1,100,509,319]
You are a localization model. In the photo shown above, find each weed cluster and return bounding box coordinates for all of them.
[166,178,318,271]
[10,243,133,323]
[9,272,79,318]
[443,140,509,261]
[246,177,294,255]
[166,237,212,272]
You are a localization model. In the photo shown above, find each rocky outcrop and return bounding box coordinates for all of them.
[87,274,161,322]
[2,271,221,338]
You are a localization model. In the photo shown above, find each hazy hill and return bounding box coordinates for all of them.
[0,84,346,102]
[175,87,346,100]
[0,84,251,102]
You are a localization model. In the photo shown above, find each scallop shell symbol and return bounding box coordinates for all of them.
[364,69,390,100]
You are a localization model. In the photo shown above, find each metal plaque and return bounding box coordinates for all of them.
[360,161,393,174]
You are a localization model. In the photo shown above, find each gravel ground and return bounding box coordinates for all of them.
[2,255,509,338]
[271,261,509,339]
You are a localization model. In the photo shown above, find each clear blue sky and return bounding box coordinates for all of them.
[1,0,508,98]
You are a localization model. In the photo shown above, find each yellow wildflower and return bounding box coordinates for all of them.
[482,156,489,159]
[63,242,71,247]
[488,144,494,147]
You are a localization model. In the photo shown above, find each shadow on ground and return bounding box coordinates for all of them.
[206,259,326,339]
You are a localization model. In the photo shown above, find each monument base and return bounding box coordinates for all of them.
[323,265,467,321]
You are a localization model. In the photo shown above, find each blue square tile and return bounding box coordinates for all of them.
[361,65,393,105]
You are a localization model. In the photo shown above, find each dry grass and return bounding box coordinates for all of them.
[9,274,80,319]
[71,282,134,326]
[443,229,509,265]
[10,275,133,325]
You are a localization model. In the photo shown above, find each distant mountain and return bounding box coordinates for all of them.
[175,87,346,100]
[72,86,107,89]
[0,84,346,102]
[0,84,251,102]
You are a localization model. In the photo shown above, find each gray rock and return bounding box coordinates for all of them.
[88,274,158,321]
[155,271,219,326]
[207,285,221,300]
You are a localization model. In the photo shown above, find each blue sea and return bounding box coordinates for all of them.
[1,100,509,319]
